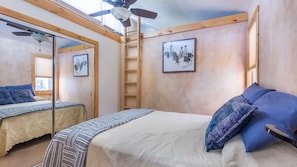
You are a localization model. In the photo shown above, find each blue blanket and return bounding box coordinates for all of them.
[42,108,154,167]
[0,101,83,120]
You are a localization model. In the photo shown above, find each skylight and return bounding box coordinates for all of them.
[61,0,124,34]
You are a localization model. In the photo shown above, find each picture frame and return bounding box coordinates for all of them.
[162,38,196,73]
[73,54,89,77]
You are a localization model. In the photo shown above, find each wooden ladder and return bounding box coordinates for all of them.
[120,17,142,110]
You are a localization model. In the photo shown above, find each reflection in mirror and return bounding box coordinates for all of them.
[0,15,95,156]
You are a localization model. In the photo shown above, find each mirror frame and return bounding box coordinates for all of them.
[0,6,99,117]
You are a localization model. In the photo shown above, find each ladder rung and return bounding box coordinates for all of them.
[125,57,137,60]
[125,69,137,72]
[125,82,137,84]
[123,106,135,110]
[124,94,137,97]
[127,36,138,41]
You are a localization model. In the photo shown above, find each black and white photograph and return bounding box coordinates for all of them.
[73,54,89,77]
[162,38,196,73]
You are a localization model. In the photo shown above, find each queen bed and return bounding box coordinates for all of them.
[0,84,86,156]
[42,83,297,167]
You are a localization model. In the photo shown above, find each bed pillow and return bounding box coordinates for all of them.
[9,89,36,103]
[205,95,257,151]
[0,86,6,90]
[6,83,36,96]
[0,90,16,105]
[242,83,275,104]
[241,91,297,152]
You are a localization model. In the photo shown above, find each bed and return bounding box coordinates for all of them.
[0,84,86,156]
[42,83,297,167]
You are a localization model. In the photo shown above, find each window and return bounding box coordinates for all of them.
[61,0,124,34]
[32,53,57,97]
[247,6,259,87]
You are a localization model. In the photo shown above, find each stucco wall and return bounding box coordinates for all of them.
[248,0,297,95]
[0,37,51,86]
[59,48,95,120]
[141,22,247,115]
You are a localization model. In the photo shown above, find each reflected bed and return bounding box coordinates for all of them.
[0,100,86,156]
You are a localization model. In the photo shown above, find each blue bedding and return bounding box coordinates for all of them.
[42,108,154,167]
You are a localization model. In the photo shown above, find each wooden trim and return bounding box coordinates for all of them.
[142,13,248,39]
[58,44,93,53]
[25,0,121,42]
[246,6,259,87]
[0,6,99,118]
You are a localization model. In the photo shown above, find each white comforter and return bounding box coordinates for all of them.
[86,111,297,167]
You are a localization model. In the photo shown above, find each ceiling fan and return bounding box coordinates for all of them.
[7,21,52,51]
[7,22,51,43]
[89,0,157,27]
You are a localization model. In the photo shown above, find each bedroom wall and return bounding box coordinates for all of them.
[1,0,122,116]
[0,37,51,86]
[58,48,95,120]
[248,0,297,95]
[141,22,247,115]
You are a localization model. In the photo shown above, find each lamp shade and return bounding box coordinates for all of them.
[111,7,131,21]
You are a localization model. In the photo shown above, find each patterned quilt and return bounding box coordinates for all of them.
[42,108,155,167]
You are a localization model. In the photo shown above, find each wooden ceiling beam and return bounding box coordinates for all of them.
[143,13,248,38]
[25,0,121,42]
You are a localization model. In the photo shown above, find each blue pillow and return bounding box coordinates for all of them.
[242,83,275,104]
[6,84,36,96]
[205,96,256,151]
[0,86,6,90]
[0,90,16,105]
[9,89,36,103]
[241,91,297,152]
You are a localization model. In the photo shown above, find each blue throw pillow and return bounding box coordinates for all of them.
[242,83,275,104]
[241,91,297,152]
[205,96,256,151]
[0,86,6,90]
[0,90,16,105]
[6,83,36,96]
[10,89,36,103]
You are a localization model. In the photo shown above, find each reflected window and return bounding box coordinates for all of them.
[35,77,52,91]
[31,53,57,97]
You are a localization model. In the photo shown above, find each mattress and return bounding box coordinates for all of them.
[86,111,297,167]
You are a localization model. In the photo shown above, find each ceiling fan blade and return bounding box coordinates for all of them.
[130,8,157,19]
[89,9,111,17]
[127,0,137,5]
[12,31,32,36]
[121,18,131,27]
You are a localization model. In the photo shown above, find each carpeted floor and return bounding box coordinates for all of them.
[0,135,51,167]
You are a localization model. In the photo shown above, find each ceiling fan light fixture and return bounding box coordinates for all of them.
[31,33,50,43]
[111,7,131,21]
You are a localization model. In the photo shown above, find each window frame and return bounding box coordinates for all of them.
[247,6,259,87]
[31,52,59,98]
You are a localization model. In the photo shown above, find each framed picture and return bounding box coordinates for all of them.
[162,38,196,73]
[73,54,89,77]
